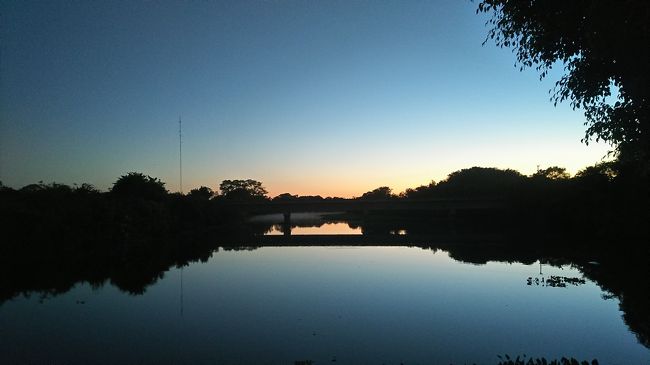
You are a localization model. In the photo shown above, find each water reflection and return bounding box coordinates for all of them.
[1,246,647,364]
[1,215,648,364]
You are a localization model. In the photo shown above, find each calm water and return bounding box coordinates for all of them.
[252,213,362,235]
[1,245,648,364]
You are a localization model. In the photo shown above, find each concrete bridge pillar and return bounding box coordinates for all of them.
[282,212,291,236]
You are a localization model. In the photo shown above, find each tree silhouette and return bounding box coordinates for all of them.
[401,180,437,199]
[219,179,268,201]
[360,186,394,200]
[272,193,298,201]
[532,166,570,180]
[436,167,525,197]
[576,161,618,181]
[187,186,214,200]
[477,1,650,175]
[0,181,12,192]
[111,172,167,201]
[74,183,100,194]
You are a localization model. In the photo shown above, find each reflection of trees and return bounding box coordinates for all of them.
[577,248,650,348]
[430,241,649,348]
[1,229,647,350]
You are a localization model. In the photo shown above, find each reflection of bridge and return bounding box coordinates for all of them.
[225,233,506,246]
[227,198,507,227]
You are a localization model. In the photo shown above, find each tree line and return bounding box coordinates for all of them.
[0,160,626,202]
[2,157,647,243]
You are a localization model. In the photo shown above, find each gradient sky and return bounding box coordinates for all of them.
[0,0,611,197]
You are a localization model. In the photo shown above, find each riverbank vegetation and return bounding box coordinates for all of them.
[2,159,647,251]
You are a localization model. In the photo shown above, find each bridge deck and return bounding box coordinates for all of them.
[225,198,507,214]
[218,233,506,246]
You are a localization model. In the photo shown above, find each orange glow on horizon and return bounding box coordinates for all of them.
[181,145,612,198]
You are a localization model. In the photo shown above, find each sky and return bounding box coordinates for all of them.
[0,0,611,197]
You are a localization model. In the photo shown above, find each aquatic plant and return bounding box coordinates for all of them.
[526,276,586,287]
[497,354,598,365]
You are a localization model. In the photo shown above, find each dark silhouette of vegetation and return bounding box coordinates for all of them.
[273,192,300,201]
[359,186,395,200]
[0,173,248,300]
[354,167,526,200]
[434,167,525,197]
[218,179,269,201]
[401,180,437,199]
[496,355,598,365]
[477,0,650,177]
[111,172,168,201]
[575,161,617,182]
[3,161,647,256]
[343,164,646,241]
[187,186,214,200]
[532,166,570,181]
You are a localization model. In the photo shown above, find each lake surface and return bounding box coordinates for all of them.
[1,245,648,365]
[252,213,363,235]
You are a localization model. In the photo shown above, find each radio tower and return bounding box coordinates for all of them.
[179,116,183,194]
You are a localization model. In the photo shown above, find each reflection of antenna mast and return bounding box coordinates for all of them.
[179,116,183,194]
[178,116,184,317]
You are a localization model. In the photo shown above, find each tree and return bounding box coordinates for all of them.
[219,179,268,200]
[74,183,100,194]
[111,172,167,201]
[359,186,394,200]
[0,181,13,192]
[575,161,618,182]
[436,167,525,197]
[272,193,298,201]
[20,183,45,193]
[187,186,214,201]
[401,180,437,199]
[477,1,650,175]
[532,166,570,180]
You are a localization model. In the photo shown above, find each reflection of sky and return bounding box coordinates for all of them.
[1,247,647,364]
[0,1,611,196]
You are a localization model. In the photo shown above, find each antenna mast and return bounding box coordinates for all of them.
[179,116,183,194]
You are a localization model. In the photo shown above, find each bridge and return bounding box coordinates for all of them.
[225,198,508,229]
[220,232,508,246]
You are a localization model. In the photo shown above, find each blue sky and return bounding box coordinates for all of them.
[0,0,610,197]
